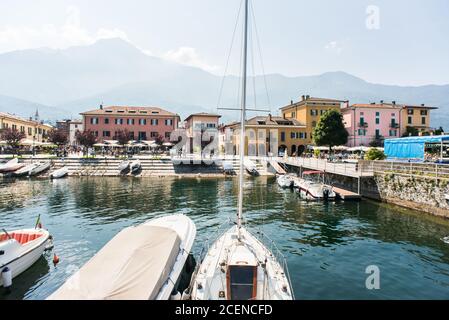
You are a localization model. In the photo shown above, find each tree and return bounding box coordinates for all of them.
[312,109,348,153]
[0,128,25,154]
[434,126,445,135]
[369,136,384,148]
[155,133,164,146]
[48,128,68,146]
[365,148,386,160]
[403,126,419,137]
[76,130,97,155]
[116,129,131,146]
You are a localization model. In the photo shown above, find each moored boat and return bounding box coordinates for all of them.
[243,158,258,176]
[47,214,196,300]
[130,159,141,173]
[50,166,69,179]
[118,160,130,172]
[0,228,51,287]
[28,161,51,176]
[277,174,295,188]
[295,171,336,201]
[13,163,39,177]
[0,158,25,173]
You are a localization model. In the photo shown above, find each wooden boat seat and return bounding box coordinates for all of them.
[0,232,43,245]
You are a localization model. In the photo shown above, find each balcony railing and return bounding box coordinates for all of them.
[358,122,368,128]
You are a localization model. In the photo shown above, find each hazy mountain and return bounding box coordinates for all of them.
[0,38,448,127]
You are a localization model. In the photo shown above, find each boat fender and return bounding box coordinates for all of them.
[1,267,12,288]
[323,188,329,201]
[53,253,60,265]
[170,291,182,300]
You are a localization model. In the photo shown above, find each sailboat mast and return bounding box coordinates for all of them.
[237,0,249,239]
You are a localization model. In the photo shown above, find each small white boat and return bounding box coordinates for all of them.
[28,161,51,176]
[243,158,258,176]
[445,194,449,202]
[48,214,196,300]
[1,228,51,287]
[130,159,141,173]
[277,174,295,188]
[222,161,234,175]
[0,158,25,173]
[13,163,40,177]
[295,171,336,201]
[118,160,130,172]
[50,166,69,179]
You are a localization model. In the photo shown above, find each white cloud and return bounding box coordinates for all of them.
[0,5,129,53]
[163,47,220,73]
[324,41,343,54]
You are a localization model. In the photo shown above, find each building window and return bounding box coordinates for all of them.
[138,132,146,140]
[375,117,380,124]
[151,119,159,126]
[407,109,414,115]
[165,132,171,139]
[206,123,216,128]
[304,133,308,139]
[420,110,428,116]
[292,112,296,118]
[291,132,295,139]
[28,128,32,135]
[127,119,135,125]
[375,129,380,138]
[376,112,380,117]
[90,117,99,125]
[280,132,285,142]
[310,109,318,116]
[311,121,317,127]
[408,116,412,124]
[129,132,135,140]
[104,118,109,124]
[139,119,146,125]
[421,117,426,125]
[360,117,365,125]
[115,118,123,125]
[165,119,173,126]
[102,131,110,137]
[150,131,158,137]
[389,130,397,137]
[358,129,366,136]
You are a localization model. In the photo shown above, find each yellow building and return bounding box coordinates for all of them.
[400,103,437,135]
[0,112,53,143]
[280,95,346,144]
[222,115,307,156]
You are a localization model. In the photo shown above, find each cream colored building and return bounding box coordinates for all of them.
[0,112,53,143]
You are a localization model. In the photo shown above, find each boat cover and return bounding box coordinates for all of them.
[49,225,181,300]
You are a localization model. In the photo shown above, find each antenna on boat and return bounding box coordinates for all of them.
[237,0,249,240]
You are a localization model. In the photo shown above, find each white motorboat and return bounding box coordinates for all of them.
[130,159,141,173]
[118,160,130,172]
[191,0,294,301]
[222,161,235,175]
[50,166,69,179]
[277,174,295,188]
[1,228,51,287]
[244,158,258,176]
[13,163,39,177]
[0,158,25,173]
[28,161,51,176]
[48,214,196,300]
[295,171,336,201]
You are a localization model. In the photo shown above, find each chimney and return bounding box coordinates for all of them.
[421,103,425,107]
[380,100,384,104]
[268,113,272,121]
[290,100,293,105]
[301,95,305,101]
[100,104,103,110]
[392,101,396,105]
[306,95,310,100]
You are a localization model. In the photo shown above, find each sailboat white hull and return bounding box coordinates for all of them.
[191,225,293,300]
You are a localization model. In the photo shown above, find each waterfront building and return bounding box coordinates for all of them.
[342,102,402,147]
[222,114,306,156]
[0,112,53,143]
[279,95,346,145]
[68,120,84,146]
[80,105,180,143]
[183,113,221,154]
[342,101,438,147]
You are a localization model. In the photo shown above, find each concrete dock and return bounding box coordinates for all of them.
[333,186,361,200]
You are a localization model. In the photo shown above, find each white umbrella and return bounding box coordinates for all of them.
[163,142,174,147]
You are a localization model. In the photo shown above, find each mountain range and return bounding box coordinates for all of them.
[0,38,448,128]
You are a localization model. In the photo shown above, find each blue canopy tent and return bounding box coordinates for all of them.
[384,135,449,161]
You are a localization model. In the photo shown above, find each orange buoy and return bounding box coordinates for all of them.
[53,253,60,265]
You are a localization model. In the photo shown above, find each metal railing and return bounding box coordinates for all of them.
[370,161,449,179]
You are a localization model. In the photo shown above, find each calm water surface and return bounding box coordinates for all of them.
[1,176,449,300]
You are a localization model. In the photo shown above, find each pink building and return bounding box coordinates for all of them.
[81,105,180,142]
[342,103,401,147]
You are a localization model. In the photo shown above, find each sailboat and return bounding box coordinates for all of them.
[190,0,294,300]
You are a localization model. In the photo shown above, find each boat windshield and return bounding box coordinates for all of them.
[227,265,257,300]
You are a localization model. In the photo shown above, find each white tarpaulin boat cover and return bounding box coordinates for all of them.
[49,225,181,300]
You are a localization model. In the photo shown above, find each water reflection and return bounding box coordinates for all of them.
[0,176,448,299]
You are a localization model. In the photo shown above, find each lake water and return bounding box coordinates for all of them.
[1,176,449,300]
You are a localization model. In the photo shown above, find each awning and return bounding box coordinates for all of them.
[48,225,181,300]
[384,135,449,160]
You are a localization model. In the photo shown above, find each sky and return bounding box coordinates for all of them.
[0,0,448,86]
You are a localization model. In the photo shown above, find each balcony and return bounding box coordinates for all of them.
[389,122,399,128]
[358,122,368,128]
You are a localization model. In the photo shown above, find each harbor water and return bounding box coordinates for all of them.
[1,176,449,300]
